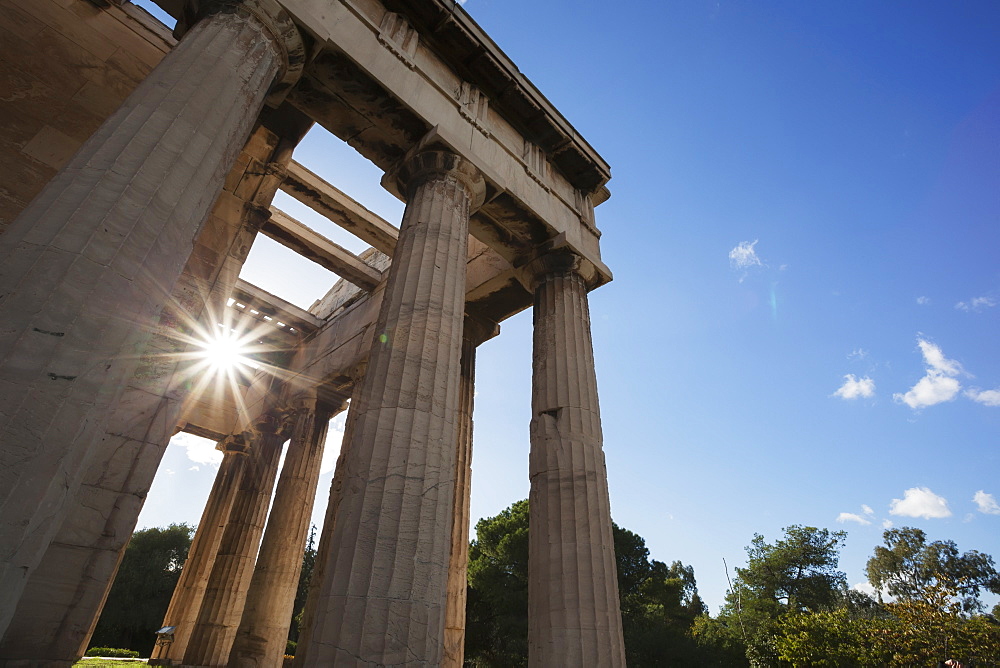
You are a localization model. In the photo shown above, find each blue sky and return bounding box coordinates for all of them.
[135,0,1000,612]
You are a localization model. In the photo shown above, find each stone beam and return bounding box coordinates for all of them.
[280,160,399,255]
[277,0,612,281]
[230,279,324,335]
[262,207,384,292]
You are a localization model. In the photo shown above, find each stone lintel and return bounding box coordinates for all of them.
[262,207,384,292]
[280,160,399,255]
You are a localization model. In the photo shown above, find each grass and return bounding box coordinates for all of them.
[73,659,148,667]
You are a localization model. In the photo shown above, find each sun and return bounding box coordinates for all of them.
[198,327,258,373]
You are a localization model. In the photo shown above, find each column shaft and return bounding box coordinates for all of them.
[442,330,478,668]
[296,151,483,666]
[526,261,626,667]
[150,442,250,664]
[228,401,333,667]
[292,393,360,667]
[0,7,286,637]
[184,429,285,667]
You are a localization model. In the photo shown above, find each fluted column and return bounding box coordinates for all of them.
[292,389,361,668]
[523,252,625,667]
[295,150,485,666]
[184,417,287,667]
[149,436,251,664]
[442,316,497,668]
[228,396,337,668]
[0,0,303,638]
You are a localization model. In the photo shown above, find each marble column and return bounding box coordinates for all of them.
[295,151,485,666]
[442,316,497,668]
[149,436,251,665]
[228,396,337,668]
[291,390,360,668]
[0,0,302,638]
[522,252,626,668]
[184,417,287,667]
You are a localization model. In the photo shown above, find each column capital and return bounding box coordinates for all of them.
[216,433,252,456]
[178,0,306,104]
[393,150,487,212]
[463,314,499,347]
[514,246,602,293]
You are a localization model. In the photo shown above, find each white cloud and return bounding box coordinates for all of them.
[882,519,893,529]
[852,581,877,597]
[966,388,1000,407]
[955,296,997,312]
[889,487,952,519]
[837,512,871,525]
[847,348,869,360]
[973,490,1000,515]
[893,338,963,409]
[916,296,930,305]
[833,374,875,400]
[862,504,874,515]
[173,432,223,467]
[729,240,762,271]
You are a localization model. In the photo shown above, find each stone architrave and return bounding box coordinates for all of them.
[0,0,302,637]
[295,151,485,666]
[149,436,251,665]
[183,417,287,667]
[521,252,626,668]
[442,316,497,668]
[227,396,337,667]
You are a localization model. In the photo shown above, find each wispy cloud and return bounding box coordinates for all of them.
[833,374,875,400]
[729,240,765,282]
[916,296,930,305]
[889,486,951,519]
[893,338,962,409]
[837,512,872,525]
[847,348,869,361]
[966,388,1000,407]
[955,296,996,312]
[973,490,1000,515]
[862,504,874,515]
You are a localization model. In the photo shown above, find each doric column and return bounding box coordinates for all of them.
[228,396,337,668]
[184,416,287,667]
[0,112,312,665]
[291,388,360,668]
[295,151,485,666]
[0,0,303,638]
[149,436,251,665]
[442,316,498,668]
[521,252,626,667]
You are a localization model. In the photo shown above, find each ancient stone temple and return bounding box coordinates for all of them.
[0,0,624,665]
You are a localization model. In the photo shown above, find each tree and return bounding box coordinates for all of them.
[90,523,194,655]
[464,500,708,667]
[866,527,1000,612]
[717,525,847,665]
[287,524,317,646]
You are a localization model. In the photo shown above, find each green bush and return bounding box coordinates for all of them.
[286,639,296,655]
[84,647,140,658]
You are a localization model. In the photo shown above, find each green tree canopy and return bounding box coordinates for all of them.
[90,523,194,655]
[735,525,848,615]
[715,525,848,665]
[865,527,1000,612]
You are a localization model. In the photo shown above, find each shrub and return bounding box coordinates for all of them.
[84,647,140,658]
